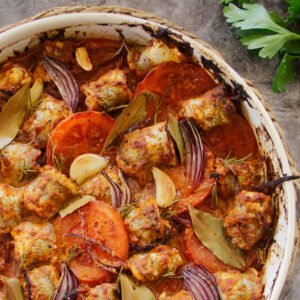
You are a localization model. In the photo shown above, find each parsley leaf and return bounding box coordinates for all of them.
[240,32,296,58]
[287,0,300,24]
[221,2,300,92]
[223,4,300,58]
[273,54,300,93]
[282,40,300,55]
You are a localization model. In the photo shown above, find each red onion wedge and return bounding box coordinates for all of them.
[53,264,79,300]
[41,56,79,112]
[101,170,131,209]
[119,170,131,207]
[182,263,220,300]
[180,119,204,193]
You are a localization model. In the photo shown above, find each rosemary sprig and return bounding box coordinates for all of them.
[116,265,124,295]
[107,104,129,112]
[67,244,78,264]
[217,153,252,175]
[154,271,183,286]
[18,159,37,181]
[18,254,27,272]
[143,91,161,124]
[110,39,130,61]
[194,182,215,193]
[160,208,176,220]
[119,203,136,219]
[48,138,65,172]
[116,265,124,285]
[223,153,252,165]
[160,197,181,220]
[161,272,183,279]
[211,183,218,208]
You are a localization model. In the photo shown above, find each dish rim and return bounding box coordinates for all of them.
[0,7,297,299]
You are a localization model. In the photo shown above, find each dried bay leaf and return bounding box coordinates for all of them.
[4,277,24,300]
[120,274,155,300]
[0,84,30,150]
[189,205,246,269]
[120,274,134,300]
[102,92,149,151]
[167,113,184,163]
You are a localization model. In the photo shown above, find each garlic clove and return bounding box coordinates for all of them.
[75,47,93,71]
[152,167,176,208]
[70,153,109,185]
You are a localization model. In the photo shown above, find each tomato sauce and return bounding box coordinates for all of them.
[0,37,265,299]
[202,113,259,159]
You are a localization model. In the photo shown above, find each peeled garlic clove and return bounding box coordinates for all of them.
[75,47,93,71]
[152,167,176,208]
[70,153,109,185]
[59,195,95,218]
[30,78,44,104]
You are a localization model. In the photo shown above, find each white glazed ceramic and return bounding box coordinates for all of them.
[0,8,297,300]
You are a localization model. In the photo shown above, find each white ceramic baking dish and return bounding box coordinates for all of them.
[0,6,297,299]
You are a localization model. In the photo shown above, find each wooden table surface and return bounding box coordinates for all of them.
[0,0,299,298]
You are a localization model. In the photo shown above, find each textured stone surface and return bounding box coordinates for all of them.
[0,0,299,298]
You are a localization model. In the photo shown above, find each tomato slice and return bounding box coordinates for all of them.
[46,111,115,174]
[134,62,217,121]
[181,228,233,274]
[53,201,129,284]
[163,146,215,214]
[202,113,258,159]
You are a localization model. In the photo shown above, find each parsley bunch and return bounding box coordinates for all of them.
[220,0,300,92]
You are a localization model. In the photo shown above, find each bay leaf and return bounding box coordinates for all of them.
[102,92,148,151]
[167,113,184,163]
[120,274,155,300]
[4,277,24,300]
[0,84,30,150]
[189,205,246,269]
[120,274,134,300]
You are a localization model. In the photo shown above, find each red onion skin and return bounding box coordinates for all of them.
[101,170,122,208]
[180,119,204,193]
[24,273,32,300]
[102,170,131,209]
[119,170,131,206]
[53,264,78,300]
[182,263,220,300]
[41,56,79,112]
